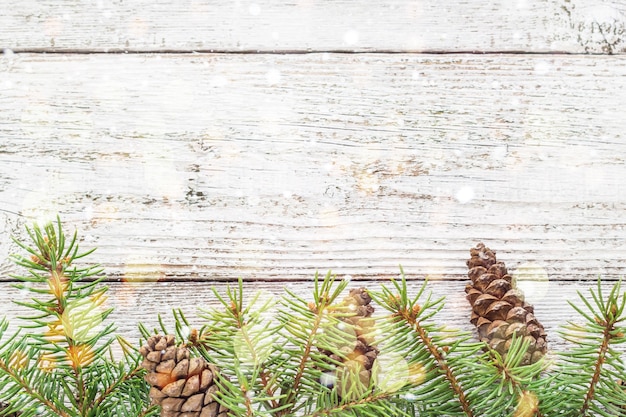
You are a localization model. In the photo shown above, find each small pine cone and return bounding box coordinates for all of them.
[139,335,229,417]
[0,403,20,417]
[465,244,547,364]
[319,288,379,392]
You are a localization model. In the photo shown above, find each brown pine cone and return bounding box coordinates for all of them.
[465,243,547,364]
[0,402,20,417]
[319,288,379,393]
[139,335,229,417]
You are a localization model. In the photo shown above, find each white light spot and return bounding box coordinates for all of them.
[271,31,280,40]
[343,30,359,46]
[455,186,475,204]
[3,48,14,57]
[491,81,501,89]
[249,3,261,15]
[266,69,281,85]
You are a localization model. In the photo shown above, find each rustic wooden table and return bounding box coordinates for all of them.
[1,0,625,353]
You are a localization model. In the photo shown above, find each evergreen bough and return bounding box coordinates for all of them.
[0,218,623,416]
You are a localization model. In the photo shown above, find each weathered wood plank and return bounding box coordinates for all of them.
[1,53,625,282]
[0,280,621,356]
[0,0,625,54]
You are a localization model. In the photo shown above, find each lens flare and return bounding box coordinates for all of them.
[60,297,105,342]
[513,391,539,417]
[512,262,550,302]
[232,290,278,366]
[374,352,410,393]
[9,350,28,370]
[38,353,57,373]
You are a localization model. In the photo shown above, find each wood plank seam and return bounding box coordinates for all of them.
[4,49,618,56]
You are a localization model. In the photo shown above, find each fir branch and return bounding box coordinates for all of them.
[307,390,401,417]
[0,351,71,417]
[372,275,479,417]
[578,280,625,415]
[0,218,152,417]
[534,279,626,416]
[276,271,348,415]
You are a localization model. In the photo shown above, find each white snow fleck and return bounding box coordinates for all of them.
[455,186,475,204]
[491,80,501,89]
[402,393,418,401]
[248,3,261,16]
[533,61,551,75]
[266,69,281,85]
[343,30,359,46]
[210,75,228,87]
[320,372,336,387]
[3,48,14,57]
[491,145,507,160]
[179,326,190,339]
[271,31,280,40]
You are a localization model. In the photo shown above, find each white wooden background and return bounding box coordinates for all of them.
[1,0,626,354]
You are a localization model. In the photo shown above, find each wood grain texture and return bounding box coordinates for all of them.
[0,280,620,356]
[1,0,625,54]
[1,53,625,282]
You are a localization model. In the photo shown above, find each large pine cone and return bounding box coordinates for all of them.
[465,243,547,364]
[319,288,379,392]
[139,335,228,417]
